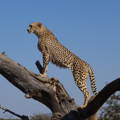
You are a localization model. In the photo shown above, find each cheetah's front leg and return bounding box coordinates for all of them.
[39,53,49,77]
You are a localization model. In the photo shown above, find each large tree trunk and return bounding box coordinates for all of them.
[0,53,120,120]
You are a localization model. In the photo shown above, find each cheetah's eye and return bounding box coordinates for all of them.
[29,25,32,28]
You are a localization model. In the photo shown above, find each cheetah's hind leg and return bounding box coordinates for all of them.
[73,70,90,109]
[77,81,90,110]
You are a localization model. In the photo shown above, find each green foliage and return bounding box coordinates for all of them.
[99,93,120,120]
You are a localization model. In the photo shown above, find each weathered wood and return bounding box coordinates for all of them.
[0,53,120,120]
[0,53,76,116]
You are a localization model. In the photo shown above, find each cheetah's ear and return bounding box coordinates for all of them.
[37,23,42,28]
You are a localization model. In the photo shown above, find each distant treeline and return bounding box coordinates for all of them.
[0,114,51,120]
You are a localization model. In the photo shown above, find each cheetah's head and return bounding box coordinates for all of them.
[27,22,45,36]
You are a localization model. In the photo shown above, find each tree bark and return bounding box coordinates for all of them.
[0,53,120,120]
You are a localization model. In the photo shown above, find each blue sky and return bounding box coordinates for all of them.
[0,0,120,118]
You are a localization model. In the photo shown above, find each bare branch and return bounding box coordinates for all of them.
[35,60,43,74]
[0,105,29,120]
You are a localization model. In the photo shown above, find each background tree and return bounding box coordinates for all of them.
[99,93,120,120]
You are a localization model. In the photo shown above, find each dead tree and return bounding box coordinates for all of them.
[0,53,120,120]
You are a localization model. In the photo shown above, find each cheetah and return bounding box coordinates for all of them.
[27,22,97,107]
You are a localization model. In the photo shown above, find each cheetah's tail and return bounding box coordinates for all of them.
[88,66,97,95]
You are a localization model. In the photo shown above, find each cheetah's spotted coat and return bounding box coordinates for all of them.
[27,22,97,107]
